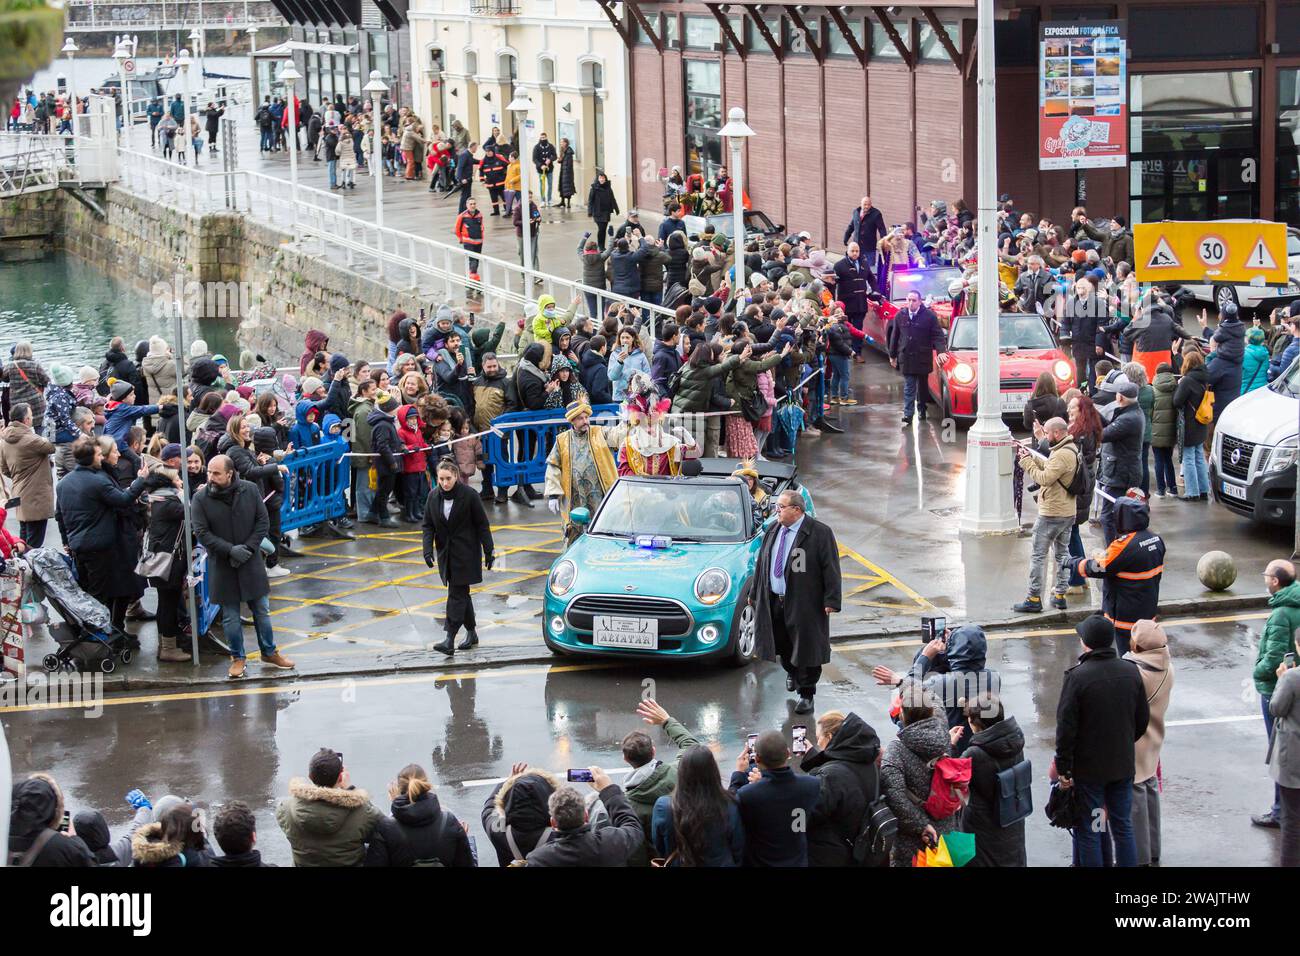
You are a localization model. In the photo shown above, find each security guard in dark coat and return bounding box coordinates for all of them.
[423,458,495,656]
[751,488,842,714]
[1076,496,1165,655]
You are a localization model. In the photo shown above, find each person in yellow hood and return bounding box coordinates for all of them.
[530,293,580,347]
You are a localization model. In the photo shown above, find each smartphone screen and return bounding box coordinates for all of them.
[1286,651,1297,669]
[566,769,594,783]
[59,810,70,833]
[792,725,808,755]
[746,734,758,760]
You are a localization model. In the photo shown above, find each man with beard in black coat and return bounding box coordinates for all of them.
[423,458,495,656]
[191,454,296,680]
[751,489,842,714]
[887,290,946,427]
[799,711,881,866]
[843,196,888,263]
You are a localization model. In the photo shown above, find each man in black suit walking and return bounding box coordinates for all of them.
[751,490,842,714]
[887,290,946,427]
[423,458,496,656]
[843,196,888,263]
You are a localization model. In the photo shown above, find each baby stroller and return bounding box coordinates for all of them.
[24,548,133,674]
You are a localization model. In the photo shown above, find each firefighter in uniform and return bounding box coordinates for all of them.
[454,197,485,282]
[478,144,509,218]
[1076,495,1165,656]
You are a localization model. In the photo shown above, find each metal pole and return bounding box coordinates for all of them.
[959,0,1017,534]
[373,92,384,278]
[731,137,744,319]
[117,56,126,148]
[66,52,77,167]
[518,111,534,293]
[181,64,190,165]
[287,83,299,238]
[171,302,203,665]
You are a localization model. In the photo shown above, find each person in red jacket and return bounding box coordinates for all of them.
[0,507,26,563]
[454,198,484,282]
[396,405,429,524]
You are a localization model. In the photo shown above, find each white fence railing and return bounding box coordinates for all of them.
[113,146,677,330]
[0,134,75,196]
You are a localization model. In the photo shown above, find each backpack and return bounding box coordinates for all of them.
[1057,445,1089,498]
[919,756,972,819]
[995,758,1034,827]
[8,827,57,867]
[852,773,897,867]
[1194,384,1215,425]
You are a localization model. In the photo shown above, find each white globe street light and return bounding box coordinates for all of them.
[507,87,538,291]
[111,37,129,146]
[177,48,192,165]
[363,70,389,278]
[61,38,78,158]
[719,105,754,319]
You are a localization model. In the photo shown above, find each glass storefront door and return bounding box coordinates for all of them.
[684,58,722,181]
[1128,70,1259,224]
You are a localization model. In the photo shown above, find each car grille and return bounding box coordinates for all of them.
[565,595,694,637]
[1220,435,1255,481]
[999,378,1034,391]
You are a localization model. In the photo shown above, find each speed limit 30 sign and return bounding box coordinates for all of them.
[1134,221,1288,285]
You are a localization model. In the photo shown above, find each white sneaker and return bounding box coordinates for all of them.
[265,564,291,578]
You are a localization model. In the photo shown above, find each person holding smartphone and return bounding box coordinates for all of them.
[524,767,645,867]
[1270,632,1300,866]
[7,773,94,867]
[798,711,882,867]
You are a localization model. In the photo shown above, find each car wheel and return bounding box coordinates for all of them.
[726,580,757,667]
[42,653,59,672]
[1214,284,1239,312]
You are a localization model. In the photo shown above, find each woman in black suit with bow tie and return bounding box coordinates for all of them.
[423,458,495,656]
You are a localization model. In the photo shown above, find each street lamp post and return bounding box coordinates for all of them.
[247,25,258,54]
[508,87,536,292]
[177,48,192,165]
[960,0,1018,534]
[719,106,754,319]
[112,37,128,147]
[279,60,302,236]
[189,29,203,104]
[364,70,388,278]
[61,38,78,161]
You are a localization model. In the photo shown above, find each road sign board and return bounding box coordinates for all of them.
[122,58,136,76]
[1134,221,1289,285]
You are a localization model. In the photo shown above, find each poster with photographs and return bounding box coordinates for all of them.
[1039,20,1127,170]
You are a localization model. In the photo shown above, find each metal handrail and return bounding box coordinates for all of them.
[112,146,674,329]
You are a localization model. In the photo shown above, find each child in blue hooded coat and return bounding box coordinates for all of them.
[288,399,323,451]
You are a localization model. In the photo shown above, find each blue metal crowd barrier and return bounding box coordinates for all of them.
[191,547,223,647]
[280,439,350,532]
[481,405,621,489]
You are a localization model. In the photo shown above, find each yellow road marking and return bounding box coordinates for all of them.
[838,546,935,610]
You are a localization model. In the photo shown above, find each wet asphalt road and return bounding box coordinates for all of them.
[2,611,1285,867]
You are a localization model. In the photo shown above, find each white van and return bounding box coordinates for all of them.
[1210,357,1299,526]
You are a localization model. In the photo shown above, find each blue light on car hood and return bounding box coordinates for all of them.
[635,534,674,550]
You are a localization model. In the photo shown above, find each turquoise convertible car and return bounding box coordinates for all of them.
[542,459,814,665]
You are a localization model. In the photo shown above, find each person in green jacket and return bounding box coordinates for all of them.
[349,379,378,520]
[725,340,790,408]
[619,699,702,866]
[671,342,744,414]
[1241,326,1271,395]
[470,319,506,373]
[1149,363,1178,497]
[1253,562,1300,829]
[277,748,383,866]
[1123,363,1155,496]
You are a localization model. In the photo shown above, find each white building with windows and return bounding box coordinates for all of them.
[407,0,632,209]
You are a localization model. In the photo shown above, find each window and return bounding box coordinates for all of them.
[785,17,819,56]
[917,21,958,63]
[870,18,905,59]
[1278,69,1300,225]
[827,14,864,58]
[662,13,679,49]
[684,59,723,181]
[1281,5,1300,55]
[1129,70,1259,224]
[1128,6,1259,60]
[370,33,390,80]
[685,16,721,50]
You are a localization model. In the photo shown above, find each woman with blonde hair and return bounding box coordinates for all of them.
[364,764,475,867]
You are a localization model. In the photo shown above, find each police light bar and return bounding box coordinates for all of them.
[635,535,673,550]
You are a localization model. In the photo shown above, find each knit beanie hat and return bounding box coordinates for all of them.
[49,363,74,387]
[78,365,99,386]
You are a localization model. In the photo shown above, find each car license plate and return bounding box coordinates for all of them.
[1222,481,1248,501]
[592,616,659,650]
[1000,392,1030,413]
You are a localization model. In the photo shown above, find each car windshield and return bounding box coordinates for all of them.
[1270,357,1300,397]
[949,314,1056,351]
[891,268,961,303]
[589,481,750,541]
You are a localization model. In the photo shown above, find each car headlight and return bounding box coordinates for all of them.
[1263,439,1299,475]
[548,559,576,597]
[1053,359,1073,382]
[952,362,975,385]
[694,567,731,606]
